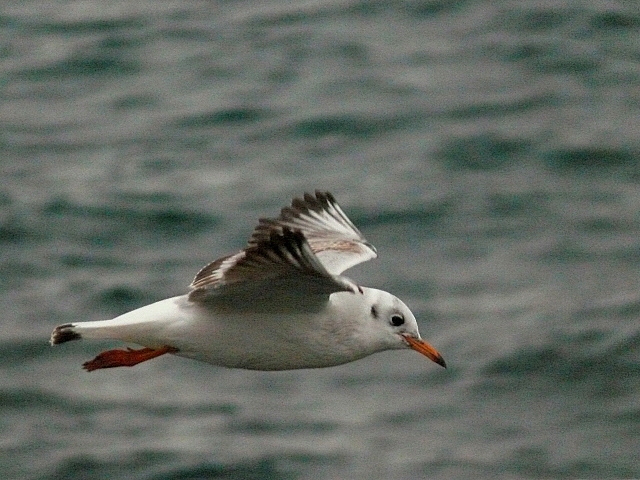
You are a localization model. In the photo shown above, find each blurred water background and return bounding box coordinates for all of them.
[2,1,640,479]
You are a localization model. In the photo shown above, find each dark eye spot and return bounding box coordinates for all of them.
[390,314,404,326]
[370,305,378,319]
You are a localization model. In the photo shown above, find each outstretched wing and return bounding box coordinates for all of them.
[249,191,377,275]
[189,227,360,311]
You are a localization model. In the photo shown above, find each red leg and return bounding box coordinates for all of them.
[83,345,178,372]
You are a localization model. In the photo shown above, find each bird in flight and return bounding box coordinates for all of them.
[51,191,446,372]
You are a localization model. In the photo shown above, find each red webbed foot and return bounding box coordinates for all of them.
[83,345,178,372]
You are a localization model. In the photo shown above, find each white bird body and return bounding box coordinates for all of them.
[51,192,445,372]
[66,288,419,370]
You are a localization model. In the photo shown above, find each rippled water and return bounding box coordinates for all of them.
[2,1,639,479]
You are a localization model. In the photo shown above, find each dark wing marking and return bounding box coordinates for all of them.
[248,191,377,275]
[189,228,360,308]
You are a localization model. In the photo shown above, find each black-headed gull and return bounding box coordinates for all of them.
[51,191,446,372]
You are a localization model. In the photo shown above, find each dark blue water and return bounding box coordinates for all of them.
[2,1,639,479]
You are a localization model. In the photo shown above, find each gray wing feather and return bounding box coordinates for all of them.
[189,228,360,309]
[249,191,377,275]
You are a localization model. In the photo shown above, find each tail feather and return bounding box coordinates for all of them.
[50,323,82,345]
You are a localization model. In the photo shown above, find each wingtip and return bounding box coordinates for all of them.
[363,241,378,257]
[314,190,335,203]
[50,323,81,345]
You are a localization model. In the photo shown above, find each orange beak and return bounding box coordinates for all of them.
[402,335,447,368]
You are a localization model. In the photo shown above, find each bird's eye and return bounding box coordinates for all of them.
[390,314,404,327]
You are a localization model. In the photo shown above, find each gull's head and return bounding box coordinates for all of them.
[362,288,446,368]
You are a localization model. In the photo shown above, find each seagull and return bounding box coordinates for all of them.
[50,191,446,372]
